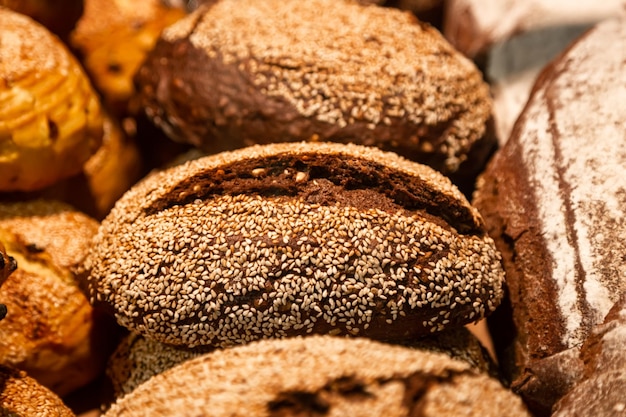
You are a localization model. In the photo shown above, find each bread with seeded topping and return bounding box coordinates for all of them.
[134,0,496,192]
[0,365,76,417]
[103,335,530,417]
[80,141,505,349]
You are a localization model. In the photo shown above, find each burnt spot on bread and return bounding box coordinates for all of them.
[146,153,483,235]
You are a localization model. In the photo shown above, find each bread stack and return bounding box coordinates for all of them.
[0,1,624,416]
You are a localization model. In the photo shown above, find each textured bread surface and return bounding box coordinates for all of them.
[104,335,530,417]
[136,0,493,177]
[0,365,75,417]
[81,142,504,348]
[552,294,626,416]
[0,8,103,191]
[473,17,626,414]
[0,200,116,396]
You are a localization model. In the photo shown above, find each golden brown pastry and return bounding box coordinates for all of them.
[0,8,104,192]
[0,200,120,397]
[0,365,76,417]
[70,0,186,115]
[0,241,17,321]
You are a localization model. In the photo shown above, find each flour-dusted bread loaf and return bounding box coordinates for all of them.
[0,8,104,192]
[473,17,626,415]
[80,142,505,349]
[103,335,530,417]
[135,0,495,188]
[552,294,626,417]
[0,365,76,417]
[0,200,120,397]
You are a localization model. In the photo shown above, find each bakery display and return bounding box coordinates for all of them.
[135,0,495,188]
[104,335,531,417]
[0,200,120,397]
[80,142,505,348]
[0,8,104,192]
[0,1,624,415]
[552,294,626,417]
[473,16,626,416]
[70,0,186,115]
[0,365,76,417]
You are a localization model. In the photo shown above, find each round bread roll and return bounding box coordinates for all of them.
[0,241,17,322]
[135,0,494,180]
[0,365,75,417]
[0,9,104,192]
[104,335,530,417]
[473,17,626,415]
[0,200,120,397]
[70,0,186,115]
[81,142,505,348]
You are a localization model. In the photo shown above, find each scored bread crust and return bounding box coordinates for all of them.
[104,335,530,417]
[81,142,505,348]
[0,8,104,192]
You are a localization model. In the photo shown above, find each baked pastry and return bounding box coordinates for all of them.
[552,294,626,417]
[0,0,82,41]
[135,0,495,186]
[103,335,531,417]
[0,200,120,397]
[0,241,17,322]
[0,8,104,192]
[81,142,505,348]
[473,17,626,415]
[71,0,186,115]
[0,365,75,417]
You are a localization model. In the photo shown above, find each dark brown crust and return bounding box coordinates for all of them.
[134,0,494,184]
[82,142,505,348]
[147,152,485,235]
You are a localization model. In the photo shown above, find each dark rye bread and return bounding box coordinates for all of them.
[134,0,495,187]
[552,294,626,417]
[80,142,505,348]
[103,335,531,417]
[472,18,626,415]
[0,365,75,417]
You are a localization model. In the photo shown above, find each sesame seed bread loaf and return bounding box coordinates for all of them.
[0,200,120,397]
[0,8,104,192]
[0,365,76,417]
[81,142,505,349]
[103,335,531,417]
[105,326,498,402]
[134,0,495,185]
[0,0,83,41]
[552,294,626,417]
[0,241,16,288]
[472,17,626,415]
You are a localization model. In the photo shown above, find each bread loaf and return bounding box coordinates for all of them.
[473,17,626,415]
[0,200,120,396]
[104,335,531,417]
[81,142,505,348]
[135,0,495,184]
